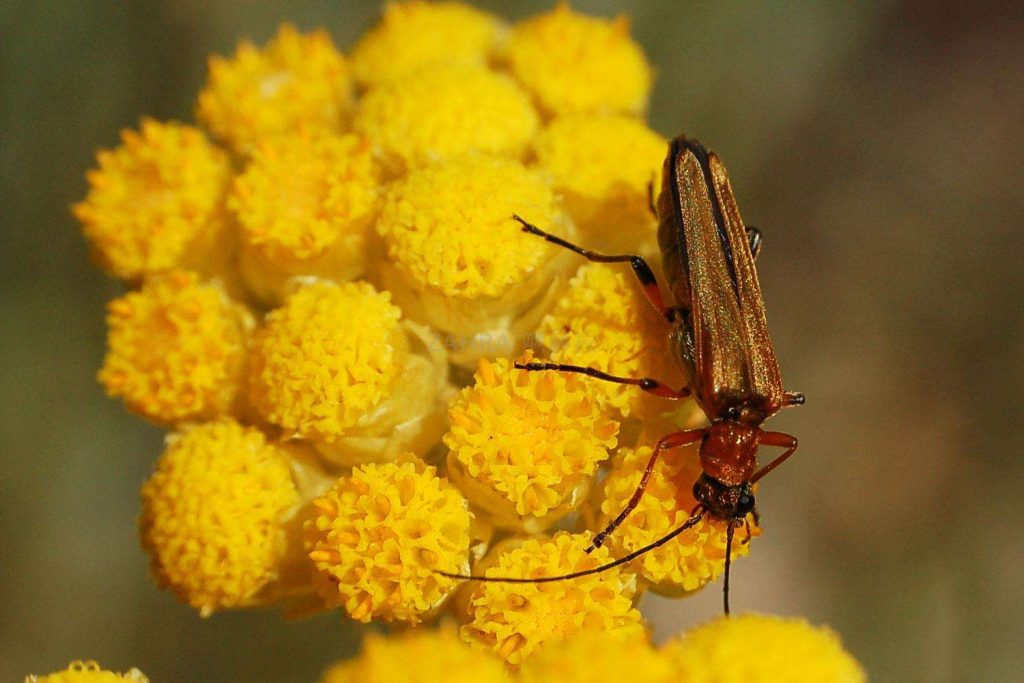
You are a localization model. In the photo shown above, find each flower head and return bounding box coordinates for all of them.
[504,4,652,117]
[461,532,644,666]
[99,271,252,425]
[321,625,510,683]
[25,661,148,683]
[538,263,688,419]
[445,354,618,530]
[139,419,301,616]
[248,281,405,442]
[660,613,867,682]
[306,461,472,623]
[582,441,760,595]
[532,115,665,248]
[354,64,537,174]
[197,24,352,154]
[375,156,571,364]
[519,630,672,683]
[351,1,504,87]
[229,132,379,303]
[74,119,232,281]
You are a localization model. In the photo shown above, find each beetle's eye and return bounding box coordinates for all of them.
[736,493,755,515]
[726,406,740,420]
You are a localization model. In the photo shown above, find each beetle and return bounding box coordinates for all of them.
[443,136,804,615]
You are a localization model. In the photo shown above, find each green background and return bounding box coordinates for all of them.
[2,1,1022,680]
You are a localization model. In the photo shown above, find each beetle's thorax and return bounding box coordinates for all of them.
[699,420,762,486]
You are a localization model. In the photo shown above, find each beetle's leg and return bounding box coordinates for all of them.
[513,214,674,323]
[750,431,798,483]
[514,361,690,400]
[646,179,657,218]
[783,391,805,407]
[586,429,705,553]
[745,226,763,260]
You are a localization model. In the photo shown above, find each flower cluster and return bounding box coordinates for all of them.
[72,1,865,678]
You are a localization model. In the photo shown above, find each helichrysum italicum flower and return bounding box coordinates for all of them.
[661,614,867,682]
[353,64,538,175]
[582,440,759,595]
[321,625,511,683]
[518,630,672,683]
[461,532,644,666]
[445,354,619,531]
[532,115,666,252]
[537,263,689,421]
[350,1,505,87]
[305,461,473,624]
[375,156,572,365]
[74,5,866,679]
[248,280,449,466]
[25,661,148,683]
[197,24,352,154]
[98,270,252,426]
[74,119,233,282]
[139,419,308,616]
[229,132,380,304]
[503,3,652,117]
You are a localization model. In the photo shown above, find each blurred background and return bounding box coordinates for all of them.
[2,1,1021,680]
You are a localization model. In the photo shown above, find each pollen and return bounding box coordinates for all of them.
[139,419,300,616]
[661,613,867,683]
[98,271,252,426]
[519,631,673,683]
[445,354,618,529]
[229,132,379,303]
[504,4,652,117]
[196,24,353,154]
[321,625,510,683]
[461,532,644,666]
[537,263,685,419]
[583,441,760,594]
[248,281,405,442]
[532,115,666,244]
[305,461,472,624]
[351,1,504,87]
[73,119,232,281]
[25,661,148,683]
[353,64,538,174]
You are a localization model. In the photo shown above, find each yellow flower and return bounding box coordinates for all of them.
[25,661,148,683]
[306,461,473,624]
[353,64,537,174]
[197,24,352,154]
[351,1,505,87]
[248,281,449,465]
[139,419,303,616]
[532,115,666,251]
[229,132,380,304]
[98,271,252,425]
[375,156,572,365]
[504,4,652,117]
[461,532,644,666]
[519,630,672,683]
[537,263,690,420]
[661,614,867,683]
[74,119,232,281]
[582,441,759,595]
[321,624,511,683]
[445,354,618,531]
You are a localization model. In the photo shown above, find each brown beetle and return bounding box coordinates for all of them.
[445,136,804,615]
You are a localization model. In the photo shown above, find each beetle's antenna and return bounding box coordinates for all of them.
[438,508,706,584]
[723,522,735,615]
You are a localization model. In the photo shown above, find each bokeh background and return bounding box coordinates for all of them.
[2,1,1022,680]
